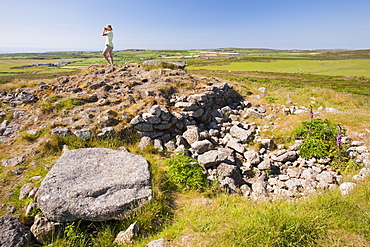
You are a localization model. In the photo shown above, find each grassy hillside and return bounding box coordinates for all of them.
[0,49,369,246]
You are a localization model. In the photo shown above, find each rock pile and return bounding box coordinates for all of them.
[130,85,369,199]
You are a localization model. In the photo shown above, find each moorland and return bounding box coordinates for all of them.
[0,48,370,246]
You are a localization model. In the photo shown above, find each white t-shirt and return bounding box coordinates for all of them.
[105,31,114,47]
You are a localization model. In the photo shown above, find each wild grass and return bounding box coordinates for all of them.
[139,179,370,247]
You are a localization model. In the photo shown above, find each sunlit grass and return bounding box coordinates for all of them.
[139,179,370,247]
[188,59,370,78]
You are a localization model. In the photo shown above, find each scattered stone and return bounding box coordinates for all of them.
[229,125,251,143]
[154,139,164,153]
[0,216,31,247]
[198,148,234,168]
[146,238,167,247]
[25,201,36,216]
[11,167,25,175]
[30,215,63,244]
[114,221,139,244]
[2,156,26,167]
[339,182,357,195]
[244,151,261,165]
[183,128,200,145]
[19,183,33,200]
[191,140,214,154]
[139,136,153,150]
[226,138,245,153]
[72,128,91,138]
[51,127,71,137]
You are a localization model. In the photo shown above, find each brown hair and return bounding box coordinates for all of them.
[106,25,113,30]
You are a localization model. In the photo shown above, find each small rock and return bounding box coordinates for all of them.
[240,184,252,197]
[198,148,234,168]
[316,171,335,185]
[339,182,357,195]
[164,141,176,151]
[301,168,318,182]
[19,183,33,200]
[139,136,153,150]
[114,221,139,244]
[226,138,245,153]
[2,156,26,167]
[183,127,200,145]
[244,150,261,165]
[0,216,31,247]
[72,128,91,139]
[11,167,25,175]
[146,238,167,247]
[154,139,164,153]
[230,125,251,143]
[25,201,36,216]
[30,215,63,244]
[191,140,214,154]
[51,127,71,137]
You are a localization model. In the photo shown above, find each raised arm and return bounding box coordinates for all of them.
[102,27,107,36]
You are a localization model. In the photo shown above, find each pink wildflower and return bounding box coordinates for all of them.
[336,125,342,147]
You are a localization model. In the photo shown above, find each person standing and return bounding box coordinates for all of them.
[101,25,114,65]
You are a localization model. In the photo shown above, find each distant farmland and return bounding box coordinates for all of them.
[188,59,370,78]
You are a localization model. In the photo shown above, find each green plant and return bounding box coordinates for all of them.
[62,221,89,246]
[298,137,332,159]
[294,118,343,159]
[165,155,207,191]
[265,96,279,103]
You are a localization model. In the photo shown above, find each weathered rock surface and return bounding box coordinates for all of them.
[114,221,139,244]
[0,216,31,247]
[2,156,26,167]
[30,215,63,243]
[198,148,234,168]
[37,148,152,222]
[146,238,167,247]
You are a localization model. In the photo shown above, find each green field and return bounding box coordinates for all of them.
[0,58,84,74]
[1,49,370,81]
[188,59,370,78]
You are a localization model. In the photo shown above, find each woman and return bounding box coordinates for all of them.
[101,25,114,65]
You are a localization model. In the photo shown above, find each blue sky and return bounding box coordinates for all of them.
[1,0,369,52]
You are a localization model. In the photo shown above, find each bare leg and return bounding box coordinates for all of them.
[102,51,110,64]
[108,50,114,65]
[102,46,113,65]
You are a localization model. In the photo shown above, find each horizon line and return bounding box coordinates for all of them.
[1,47,370,55]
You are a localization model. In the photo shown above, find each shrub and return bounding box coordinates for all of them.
[165,155,207,191]
[294,118,343,159]
[298,137,332,159]
[293,118,359,173]
[294,118,340,142]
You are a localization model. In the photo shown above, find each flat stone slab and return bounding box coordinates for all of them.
[37,148,152,222]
